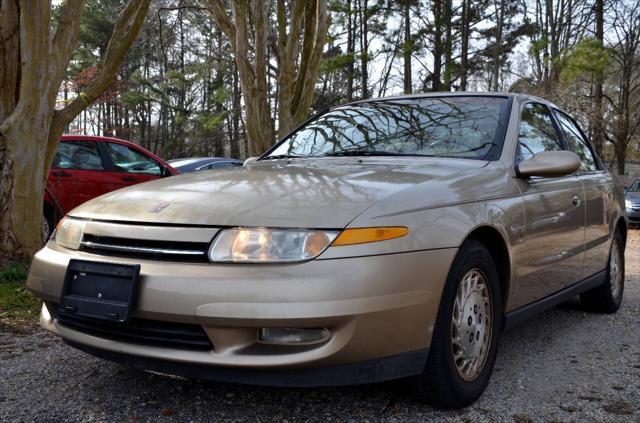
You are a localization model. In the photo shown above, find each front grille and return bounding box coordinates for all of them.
[80,234,210,262]
[55,309,213,350]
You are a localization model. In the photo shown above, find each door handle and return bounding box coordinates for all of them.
[51,170,71,177]
[572,195,581,207]
[121,176,137,182]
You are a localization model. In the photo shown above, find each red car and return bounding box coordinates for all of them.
[44,135,177,236]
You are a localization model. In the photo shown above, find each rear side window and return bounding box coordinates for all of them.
[105,143,161,175]
[517,103,563,161]
[553,110,597,172]
[53,141,104,170]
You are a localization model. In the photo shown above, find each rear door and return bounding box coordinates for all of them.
[511,102,586,309]
[553,109,612,278]
[100,141,163,189]
[49,140,110,214]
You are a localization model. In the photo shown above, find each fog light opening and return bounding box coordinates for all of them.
[258,327,330,345]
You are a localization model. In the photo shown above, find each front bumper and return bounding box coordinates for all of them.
[28,242,456,385]
[64,338,429,387]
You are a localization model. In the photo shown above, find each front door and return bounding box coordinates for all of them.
[510,103,586,310]
[553,108,612,278]
[100,141,163,190]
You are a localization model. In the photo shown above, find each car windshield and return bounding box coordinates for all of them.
[629,181,640,192]
[265,96,509,160]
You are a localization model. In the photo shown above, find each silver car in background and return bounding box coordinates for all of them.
[625,178,640,226]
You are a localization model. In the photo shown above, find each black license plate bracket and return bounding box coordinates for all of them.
[58,259,140,324]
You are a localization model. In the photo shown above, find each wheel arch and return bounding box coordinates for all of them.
[463,225,512,312]
[615,215,627,248]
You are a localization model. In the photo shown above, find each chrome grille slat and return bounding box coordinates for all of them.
[80,234,210,262]
[80,241,205,256]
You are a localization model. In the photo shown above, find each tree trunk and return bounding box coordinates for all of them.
[209,0,274,155]
[0,0,20,126]
[0,0,151,259]
[346,0,354,102]
[432,0,442,91]
[460,0,469,90]
[491,0,504,91]
[209,0,328,151]
[359,0,369,98]
[442,0,453,91]
[403,1,412,94]
[230,64,241,158]
[592,0,605,158]
[0,0,82,259]
[276,0,329,137]
[614,133,626,175]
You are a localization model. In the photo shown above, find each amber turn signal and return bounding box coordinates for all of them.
[332,227,409,246]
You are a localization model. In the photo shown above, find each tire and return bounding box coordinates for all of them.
[580,230,624,313]
[410,239,502,408]
[42,211,54,242]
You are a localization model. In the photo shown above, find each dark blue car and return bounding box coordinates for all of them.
[168,157,243,173]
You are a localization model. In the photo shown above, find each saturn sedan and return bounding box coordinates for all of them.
[27,93,627,408]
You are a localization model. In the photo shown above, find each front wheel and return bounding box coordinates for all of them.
[410,240,502,408]
[580,230,625,313]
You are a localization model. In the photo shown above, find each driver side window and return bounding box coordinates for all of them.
[517,103,563,161]
[105,143,161,175]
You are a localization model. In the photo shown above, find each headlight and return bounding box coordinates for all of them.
[625,199,632,209]
[209,227,339,263]
[55,218,86,250]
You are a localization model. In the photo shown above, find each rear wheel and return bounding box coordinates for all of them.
[410,240,502,408]
[580,230,624,313]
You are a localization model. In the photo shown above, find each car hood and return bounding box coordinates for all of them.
[69,158,489,228]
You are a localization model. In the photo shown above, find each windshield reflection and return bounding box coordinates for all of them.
[266,96,509,160]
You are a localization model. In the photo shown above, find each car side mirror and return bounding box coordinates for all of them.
[243,156,259,166]
[516,151,581,178]
[160,166,173,177]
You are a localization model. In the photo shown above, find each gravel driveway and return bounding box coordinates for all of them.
[2,231,639,422]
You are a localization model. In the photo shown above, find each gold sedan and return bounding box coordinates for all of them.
[27,93,627,408]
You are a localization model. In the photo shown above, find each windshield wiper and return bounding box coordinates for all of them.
[260,154,303,160]
[322,150,424,157]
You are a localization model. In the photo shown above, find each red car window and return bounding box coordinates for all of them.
[54,141,105,170]
[105,142,162,175]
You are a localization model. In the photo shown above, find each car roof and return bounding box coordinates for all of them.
[60,134,140,147]
[169,157,242,170]
[343,91,556,109]
[168,157,212,165]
